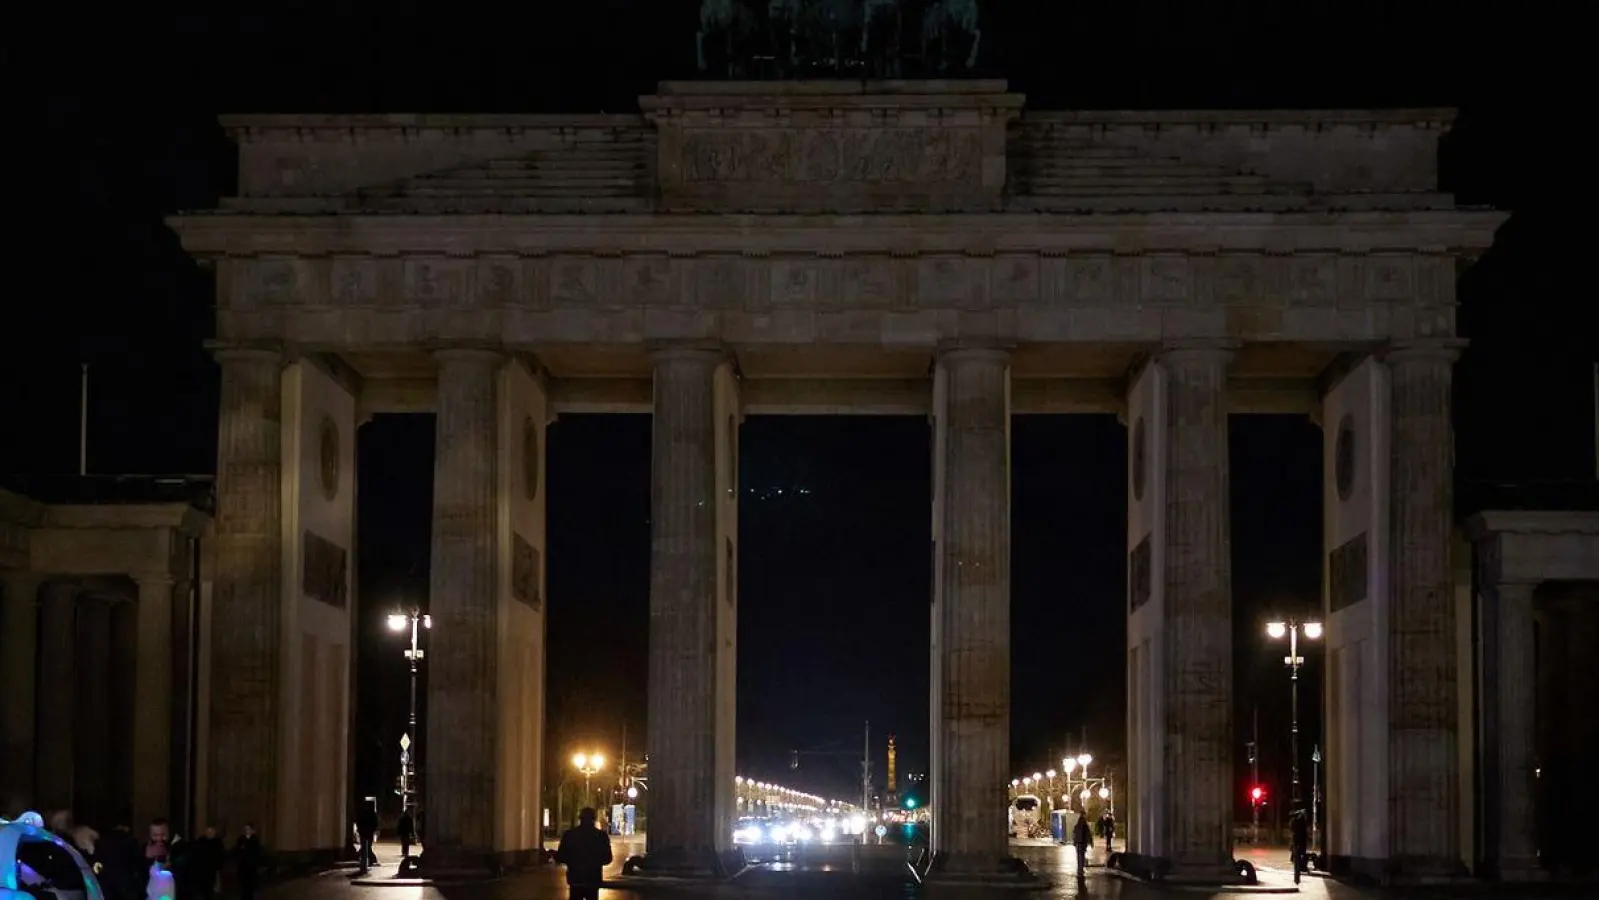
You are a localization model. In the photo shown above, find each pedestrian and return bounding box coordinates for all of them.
[1071,811,1091,876]
[556,807,613,900]
[1098,809,1116,855]
[1289,808,1309,884]
[188,826,225,899]
[397,807,417,861]
[234,823,262,900]
[355,800,379,874]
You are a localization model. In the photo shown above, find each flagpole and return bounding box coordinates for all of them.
[79,363,89,476]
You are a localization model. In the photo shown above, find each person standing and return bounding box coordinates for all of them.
[396,807,417,862]
[188,826,225,899]
[1289,808,1309,884]
[1098,810,1116,855]
[234,823,262,900]
[1071,811,1092,877]
[355,800,379,873]
[556,808,613,900]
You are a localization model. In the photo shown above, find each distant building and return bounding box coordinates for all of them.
[0,476,212,835]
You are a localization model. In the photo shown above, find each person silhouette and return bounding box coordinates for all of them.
[555,808,613,900]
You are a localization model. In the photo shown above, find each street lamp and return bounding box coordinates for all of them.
[1265,618,1322,818]
[572,751,607,814]
[387,608,431,805]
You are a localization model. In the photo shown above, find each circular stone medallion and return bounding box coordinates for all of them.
[1131,417,1148,502]
[1335,414,1357,502]
[318,416,340,501]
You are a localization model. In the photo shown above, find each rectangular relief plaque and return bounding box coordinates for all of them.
[512,533,542,611]
[1328,532,1369,613]
[1129,535,1153,613]
[302,530,348,609]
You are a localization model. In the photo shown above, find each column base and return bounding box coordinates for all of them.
[923,852,1042,887]
[1323,853,1472,885]
[418,846,544,877]
[1496,858,1547,882]
[622,847,746,880]
[1112,852,1253,885]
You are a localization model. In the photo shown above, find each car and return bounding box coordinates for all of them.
[0,811,109,900]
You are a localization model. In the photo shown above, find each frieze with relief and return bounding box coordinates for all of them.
[679,128,982,184]
[220,253,1454,343]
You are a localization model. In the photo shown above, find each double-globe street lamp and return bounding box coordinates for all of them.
[572,751,607,814]
[1266,618,1322,832]
[387,609,432,805]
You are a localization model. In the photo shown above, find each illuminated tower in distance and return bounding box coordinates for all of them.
[886,734,899,806]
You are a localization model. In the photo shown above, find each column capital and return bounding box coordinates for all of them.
[935,345,1011,367]
[132,572,176,590]
[207,342,284,366]
[648,342,727,366]
[433,346,505,367]
[1157,339,1239,365]
[1383,338,1467,366]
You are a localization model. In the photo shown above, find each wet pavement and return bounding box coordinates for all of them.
[261,837,1573,900]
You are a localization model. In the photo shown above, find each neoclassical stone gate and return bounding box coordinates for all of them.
[169,80,1503,877]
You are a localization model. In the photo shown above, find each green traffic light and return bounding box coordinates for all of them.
[905,798,917,809]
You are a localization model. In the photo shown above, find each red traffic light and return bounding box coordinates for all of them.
[1250,786,1264,803]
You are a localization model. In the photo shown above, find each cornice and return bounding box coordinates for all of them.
[166,209,1508,259]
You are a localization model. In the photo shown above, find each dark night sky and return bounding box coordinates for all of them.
[6,1,1592,812]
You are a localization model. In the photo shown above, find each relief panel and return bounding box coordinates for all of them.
[678,128,983,184]
[403,259,468,308]
[331,258,379,305]
[769,260,819,308]
[989,256,1039,305]
[302,531,348,610]
[623,255,677,307]
[472,259,521,307]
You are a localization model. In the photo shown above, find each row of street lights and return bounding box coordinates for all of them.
[1010,753,1112,813]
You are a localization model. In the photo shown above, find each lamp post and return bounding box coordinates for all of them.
[387,609,432,806]
[572,751,606,815]
[1266,618,1322,814]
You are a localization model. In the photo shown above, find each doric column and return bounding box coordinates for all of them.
[1158,344,1235,876]
[208,347,284,837]
[1385,341,1462,875]
[74,597,113,826]
[642,346,738,876]
[928,347,1012,874]
[36,580,80,813]
[0,572,42,812]
[1488,580,1541,878]
[132,575,175,827]
[110,599,137,822]
[424,348,502,866]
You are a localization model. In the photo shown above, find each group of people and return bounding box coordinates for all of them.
[1069,809,1117,875]
[31,810,262,900]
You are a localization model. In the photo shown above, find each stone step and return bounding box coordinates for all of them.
[1020,174,1269,190]
[1017,182,1274,197]
[415,176,645,191]
[453,166,646,180]
[363,197,652,214]
[1008,143,1141,158]
[398,185,643,198]
[1014,161,1237,178]
[483,153,646,169]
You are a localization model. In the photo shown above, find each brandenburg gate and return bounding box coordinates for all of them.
[168,80,1503,880]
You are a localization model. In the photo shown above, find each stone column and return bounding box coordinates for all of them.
[642,346,736,876]
[110,599,137,821]
[74,597,113,826]
[133,575,175,827]
[36,581,79,813]
[1,573,42,812]
[209,347,284,837]
[1385,341,1462,876]
[424,348,502,867]
[1489,580,1540,878]
[929,348,1012,875]
[1159,344,1235,876]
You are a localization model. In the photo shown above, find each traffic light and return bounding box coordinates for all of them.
[1250,786,1265,806]
[904,797,917,809]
